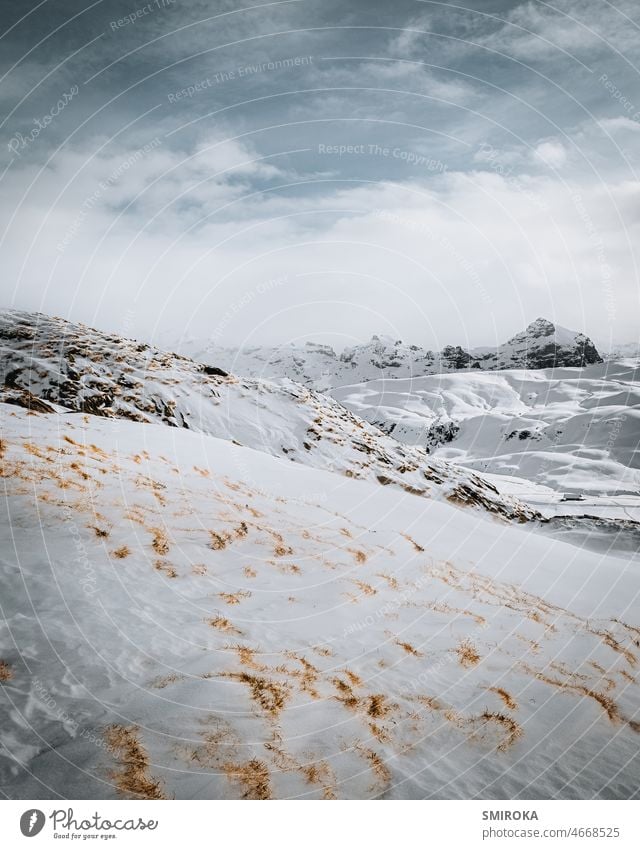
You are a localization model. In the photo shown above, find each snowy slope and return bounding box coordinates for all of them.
[170,318,602,390]
[332,360,640,496]
[0,309,536,522]
[1,404,639,800]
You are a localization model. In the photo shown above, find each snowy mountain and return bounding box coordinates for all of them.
[0,309,535,522]
[2,401,639,799]
[601,342,640,361]
[170,318,603,390]
[332,361,640,497]
[1,308,638,800]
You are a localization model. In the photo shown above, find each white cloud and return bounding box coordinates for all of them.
[2,134,638,348]
[533,140,568,168]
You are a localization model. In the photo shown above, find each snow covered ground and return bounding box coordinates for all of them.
[1,404,639,799]
[332,360,640,503]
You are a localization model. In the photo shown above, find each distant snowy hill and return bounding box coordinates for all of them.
[0,309,535,521]
[2,402,639,799]
[169,318,603,390]
[601,342,640,361]
[332,361,640,496]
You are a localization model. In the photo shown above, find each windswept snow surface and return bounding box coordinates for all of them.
[332,360,640,498]
[1,404,639,800]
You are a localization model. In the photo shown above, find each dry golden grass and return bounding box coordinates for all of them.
[112,545,130,559]
[347,548,367,564]
[344,669,362,687]
[472,711,523,751]
[396,640,423,657]
[313,644,333,657]
[243,566,257,578]
[488,687,518,710]
[90,525,109,538]
[456,639,481,668]
[234,645,265,670]
[218,590,251,605]
[352,580,376,596]
[223,759,271,799]
[154,560,178,578]
[207,616,242,635]
[355,745,391,789]
[416,695,443,712]
[150,527,170,555]
[209,530,232,550]
[376,572,399,590]
[150,673,183,689]
[402,533,425,552]
[588,627,637,666]
[332,676,358,709]
[226,672,290,718]
[0,660,13,682]
[103,725,166,800]
[365,694,392,719]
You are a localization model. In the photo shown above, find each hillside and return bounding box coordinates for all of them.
[0,309,536,522]
[1,404,639,799]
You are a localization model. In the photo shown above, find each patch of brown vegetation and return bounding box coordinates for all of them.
[112,545,130,559]
[355,745,391,792]
[456,639,481,668]
[151,528,169,557]
[207,616,242,635]
[332,676,358,709]
[352,580,376,597]
[365,694,392,719]
[0,660,13,682]
[154,560,177,578]
[416,695,443,711]
[347,548,367,564]
[218,590,251,605]
[396,640,423,657]
[313,644,333,657]
[234,645,265,670]
[90,525,109,538]
[226,672,290,718]
[588,627,637,666]
[488,687,518,710]
[150,673,183,689]
[209,530,232,550]
[376,573,399,590]
[243,566,257,578]
[472,711,523,751]
[402,533,424,552]
[192,563,207,576]
[223,758,271,800]
[523,664,639,731]
[299,761,336,798]
[344,669,362,687]
[281,653,321,698]
[103,725,166,799]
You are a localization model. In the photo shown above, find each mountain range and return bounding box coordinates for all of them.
[170,318,603,391]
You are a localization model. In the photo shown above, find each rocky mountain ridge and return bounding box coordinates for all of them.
[171,318,602,390]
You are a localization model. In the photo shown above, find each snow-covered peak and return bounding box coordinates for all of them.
[167,318,602,389]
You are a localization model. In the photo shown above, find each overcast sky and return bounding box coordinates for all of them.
[1,0,639,351]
